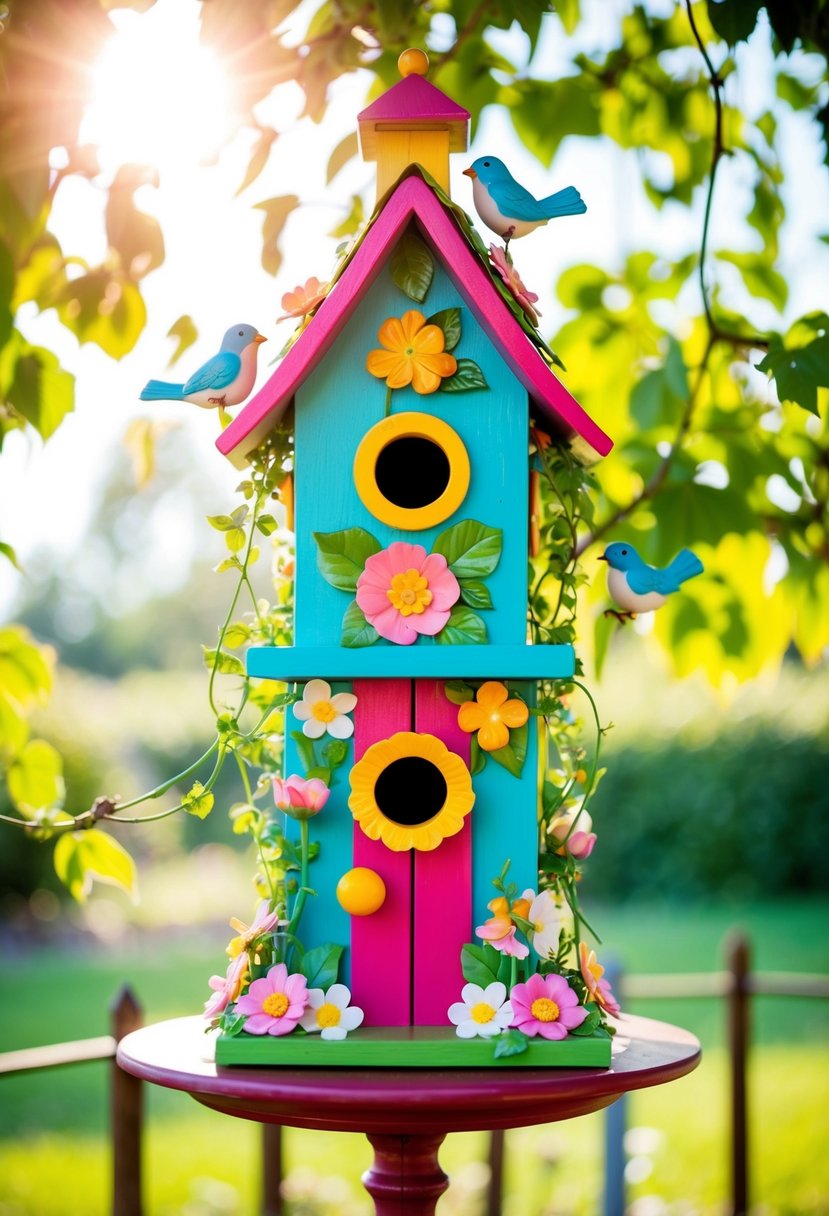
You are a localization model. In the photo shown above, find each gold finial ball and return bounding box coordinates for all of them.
[398,48,429,77]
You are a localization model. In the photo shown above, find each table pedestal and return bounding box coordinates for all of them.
[363,1134,448,1215]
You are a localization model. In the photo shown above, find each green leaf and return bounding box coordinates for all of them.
[223,623,250,649]
[390,231,434,303]
[166,315,197,367]
[290,730,318,774]
[314,528,381,591]
[225,528,246,553]
[6,339,74,440]
[440,358,489,393]
[425,307,462,351]
[237,126,277,196]
[630,337,688,430]
[0,625,53,710]
[459,580,493,610]
[433,519,503,579]
[256,514,278,536]
[341,599,380,648]
[756,322,829,415]
[183,781,214,819]
[202,647,246,676]
[493,1029,529,1059]
[568,1004,602,1036]
[321,738,349,767]
[470,736,486,775]
[326,131,358,184]
[206,514,236,531]
[434,605,488,645]
[106,164,164,278]
[53,829,137,903]
[718,251,788,311]
[7,739,65,814]
[706,0,761,45]
[489,720,528,778]
[298,943,343,989]
[443,680,474,705]
[0,542,20,570]
[255,195,299,277]
[461,943,501,988]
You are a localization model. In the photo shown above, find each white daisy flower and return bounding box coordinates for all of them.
[447,981,513,1039]
[292,679,357,740]
[299,984,364,1041]
[528,888,568,961]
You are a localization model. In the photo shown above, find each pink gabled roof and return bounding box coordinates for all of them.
[217,176,613,467]
[358,74,469,126]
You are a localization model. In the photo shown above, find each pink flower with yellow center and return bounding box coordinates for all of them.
[272,774,331,820]
[475,894,530,959]
[356,541,460,646]
[509,972,588,1041]
[365,310,457,394]
[457,681,529,752]
[236,963,309,1036]
[277,276,327,321]
[489,245,541,327]
[579,941,621,1017]
[204,951,249,1019]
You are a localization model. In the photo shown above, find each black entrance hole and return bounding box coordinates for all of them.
[374,756,448,827]
[374,436,451,510]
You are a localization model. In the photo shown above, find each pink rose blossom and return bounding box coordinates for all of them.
[236,963,309,1036]
[356,541,460,646]
[204,951,249,1020]
[510,972,588,1041]
[489,245,541,327]
[272,774,331,820]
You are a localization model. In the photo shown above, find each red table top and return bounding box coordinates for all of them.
[117,1014,700,1135]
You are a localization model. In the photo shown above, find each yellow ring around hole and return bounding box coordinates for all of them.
[353,412,471,531]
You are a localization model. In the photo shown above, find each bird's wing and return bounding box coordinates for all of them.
[490,176,547,221]
[182,351,241,395]
[625,562,660,595]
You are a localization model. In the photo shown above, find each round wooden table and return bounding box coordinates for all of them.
[118,1013,700,1214]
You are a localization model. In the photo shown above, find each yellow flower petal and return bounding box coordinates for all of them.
[411,362,442,394]
[377,316,408,352]
[412,323,446,355]
[477,718,510,752]
[457,701,486,733]
[366,349,405,379]
[476,681,510,710]
[384,356,415,389]
[400,309,426,344]
[500,698,529,728]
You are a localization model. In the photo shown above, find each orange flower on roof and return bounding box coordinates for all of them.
[366,309,457,395]
[457,681,529,752]
[277,276,327,321]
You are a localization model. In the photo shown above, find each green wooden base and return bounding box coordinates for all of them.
[215,1026,612,1069]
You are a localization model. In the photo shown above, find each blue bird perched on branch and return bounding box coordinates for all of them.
[463,155,586,248]
[140,323,266,409]
[599,541,704,621]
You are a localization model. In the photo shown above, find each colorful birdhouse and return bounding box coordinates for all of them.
[214,50,615,1066]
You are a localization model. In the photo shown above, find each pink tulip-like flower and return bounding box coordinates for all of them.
[580,942,621,1018]
[510,972,588,1041]
[356,542,460,646]
[272,774,331,820]
[475,895,530,960]
[489,245,541,327]
[277,276,327,321]
[548,808,597,861]
[236,963,309,1036]
[204,951,249,1020]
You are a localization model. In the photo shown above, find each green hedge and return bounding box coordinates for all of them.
[584,728,829,900]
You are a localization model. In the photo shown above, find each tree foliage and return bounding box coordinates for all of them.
[1,0,828,896]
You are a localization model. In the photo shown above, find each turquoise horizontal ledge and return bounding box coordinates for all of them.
[246,644,575,681]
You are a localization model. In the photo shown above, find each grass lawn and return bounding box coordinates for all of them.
[0,898,827,1214]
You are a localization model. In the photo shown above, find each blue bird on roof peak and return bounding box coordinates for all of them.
[599,541,704,621]
[463,155,586,250]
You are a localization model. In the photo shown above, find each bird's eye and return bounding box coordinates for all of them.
[238,330,244,336]
[621,549,627,555]
[483,160,490,167]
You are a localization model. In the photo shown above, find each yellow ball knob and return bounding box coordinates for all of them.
[398,48,429,78]
[336,867,387,916]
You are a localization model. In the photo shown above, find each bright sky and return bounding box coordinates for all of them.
[1,0,827,619]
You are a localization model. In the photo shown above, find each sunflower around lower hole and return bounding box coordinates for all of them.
[348,731,475,852]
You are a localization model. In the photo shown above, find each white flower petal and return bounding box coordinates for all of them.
[478,1022,503,1037]
[299,1011,321,1032]
[306,989,325,1009]
[321,1026,347,1040]
[324,984,352,1010]
[339,1006,364,1031]
[327,715,354,739]
[303,718,326,739]
[303,679,331,705]
[292,702,311,721]
[460,983,485,1006]
[483,982,506,1008]
[455,1021,478,1039]
[330,692,357,714]
[494,1003,514,1026]
[448,1002,470,1026]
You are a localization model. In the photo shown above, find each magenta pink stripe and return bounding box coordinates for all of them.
[413,680,472,1026]
[217,175,612,464]
[358,74,469,123]
[351,679,412,1027]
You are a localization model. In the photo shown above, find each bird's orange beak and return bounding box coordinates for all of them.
[462,167,477,179]
[597,554,608,562]
[253,334,267,344]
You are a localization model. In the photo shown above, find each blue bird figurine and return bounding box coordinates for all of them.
[463,155,586,248]
[140,323,266,409]
[599,541,704,620]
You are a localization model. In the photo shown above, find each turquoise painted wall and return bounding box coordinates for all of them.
[294,240,529,651]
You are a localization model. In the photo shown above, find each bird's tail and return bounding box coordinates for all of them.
[539,185,587,218]
[139,380,185,401]
[664,548,704,588]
